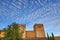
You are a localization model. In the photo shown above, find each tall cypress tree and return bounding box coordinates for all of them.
[51,33,55,40]
[47,33,50,40]
[47,33,55,40]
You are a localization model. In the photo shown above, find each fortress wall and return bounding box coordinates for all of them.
[55,36,60,40]
[0,24,46,38]
[23,37,60,40]
[26,31,36,38]
[0,24,60,40]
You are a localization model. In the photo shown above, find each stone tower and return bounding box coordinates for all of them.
[19,24,26,38]
[34,24,45,38]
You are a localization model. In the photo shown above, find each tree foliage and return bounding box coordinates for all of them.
[51,33,55,40]
[47,33,50,40]
[47,33,55,40]
[3,22,23,40]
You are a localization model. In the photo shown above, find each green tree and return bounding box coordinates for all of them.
[47,33,55,40]
[47,33,50,40]
[49,36,52,40]
[3,22,23,40]
[51,33,55,40]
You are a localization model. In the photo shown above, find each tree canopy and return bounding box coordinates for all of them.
[3,22,23,40]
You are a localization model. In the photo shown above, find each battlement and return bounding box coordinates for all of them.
[34,24,44,30]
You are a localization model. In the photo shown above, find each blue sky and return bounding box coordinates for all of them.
[0,0,60,36]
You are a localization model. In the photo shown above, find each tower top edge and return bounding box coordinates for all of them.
[34,24,43,26]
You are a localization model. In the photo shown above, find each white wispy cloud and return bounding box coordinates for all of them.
[0,0,60,32]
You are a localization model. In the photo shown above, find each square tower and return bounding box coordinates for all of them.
[34,24,45,38]
[19,24,26,38]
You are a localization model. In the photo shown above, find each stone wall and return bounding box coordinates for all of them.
[23,37,60,40]
[26,31,36,38]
